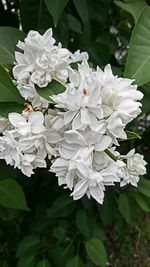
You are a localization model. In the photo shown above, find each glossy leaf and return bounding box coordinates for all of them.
[0,102,23,118]
[0,65,24,104]
[115,0,147,23]
[85,238,107,267]
[0,179,29,211]
[124,6,150,86]
[36,80,65,102]
[44,0,69,27]
[0,27,25,65]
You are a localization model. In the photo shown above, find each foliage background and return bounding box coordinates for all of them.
[0,0,150,266]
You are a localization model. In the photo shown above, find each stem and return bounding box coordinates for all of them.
[105,149,117,161]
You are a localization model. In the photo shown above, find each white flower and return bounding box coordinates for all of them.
[0,110,59,176]
[52,61,142,143]
[9,111,45,136]
[70,50,89,63]
[0,131,20,167]
[52,61,104,131]
[13,29,89,108]
[120,149,147,187]
[94,64,143,124]
[50,128,122,204]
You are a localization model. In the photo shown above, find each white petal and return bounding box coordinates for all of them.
[95,135,112,151]
[89,185,104,204]
[80,108,90,125]
[64,130,86,145]
[9,113,27,128]
[71,179,88,200]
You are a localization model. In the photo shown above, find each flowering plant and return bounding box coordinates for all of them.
[0,2,150,266]
[0,28,147,204]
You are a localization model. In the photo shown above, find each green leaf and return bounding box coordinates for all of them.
[76,209,91,238]
[17,253,36,267]
[115,0,147,23]
[36,80,65,102]
[118,194,138,224]
[0,102,23,118]
[85,41,111,66]
[138,178,150,197]
[36,259,51,267]
[16,235,41,258]
[0,65,24,104]
[47,194,76,218]
[141,83,150,112]
[135,193,150,212]
[0,179,29,211]
[126,131,141,140]
[124,6,150,86]
[73,0,111,40]
[85,238,107,267]
[67,14,82,34]
[44,0,69,27]
[65,256,85,267]
[20,0,53,32]
[98,191,116,226]
[0,27,25,65]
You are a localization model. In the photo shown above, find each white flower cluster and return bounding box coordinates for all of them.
[0,29,147,204]
[13,29,88,108]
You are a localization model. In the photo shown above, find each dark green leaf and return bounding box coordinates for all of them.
[0,179,29,211]
[76,209,91,238]
[16,235,41,258]
[73,0,111,40]
[141,83,150,112]
[44,0,69,27]
[124,6,150,86]
[0,27,25,65]
[65,256,85,267]
[115,0,146,23]
[135,193,150,212]
[85,41,110,66]
[138,178,150,197]
[98,191,116,226]
[36,259,51,267]
[36,80,65,102]
[20,0,53,33]
[17,253,36,267]
[85,238,107,267]
[0,65,24,104]
[47,194,76,218]
[118,194,138,224]
[67,14,82,34]
[0,102,23,118]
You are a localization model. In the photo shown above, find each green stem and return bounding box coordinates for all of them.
[105,149,117,161]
